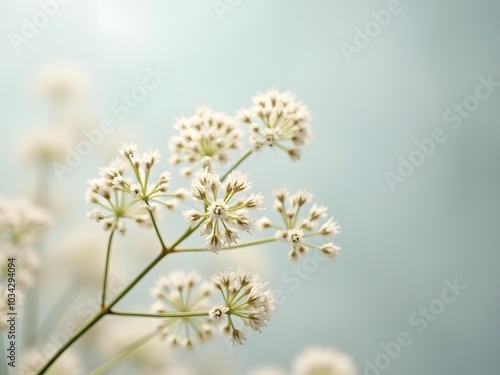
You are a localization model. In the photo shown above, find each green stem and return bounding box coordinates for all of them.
[148,209,166,249]
[110,311,208,318]
[101,230,116,308]
[87,331,158,375]
[220,149,253,181]
[172,237,276,252]
[38,223,203,374]
[37,310,107,374]
[38,149,253,373]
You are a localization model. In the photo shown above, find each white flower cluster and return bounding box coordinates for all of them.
[169,107,242,176]
[0,199,49,308]
[237,89,311,160]
[150,268,274,348]
[257,188,341,261]
[183,168,264,253]
[210,267,275,345]
[150,270,215,348]
[0,198,52,247]
[86,143,188,234]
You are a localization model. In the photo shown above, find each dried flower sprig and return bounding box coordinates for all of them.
[210,267,274,345]
[150,270,215,348]
[169,107,243,176]
[86,143,188,236]
[257,188,341,261]
[237,88,311,160]
[36,89,342,375]
[183,168,264,253]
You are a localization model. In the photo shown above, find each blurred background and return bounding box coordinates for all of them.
[1,0,499,374]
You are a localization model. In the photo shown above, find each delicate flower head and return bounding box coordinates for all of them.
[237,88,311,160]
[260,188,341,261]
[0,198,52,247]
[17,126,75,164]
[86,144,186,234]
[211,267,275,345]
[151,270,215,348]
[209,304,229,323]
[33,62,90,100]
[183,168,264,253]
[291,347,357,375]
[169,107,243,176]
[18,348,83,375]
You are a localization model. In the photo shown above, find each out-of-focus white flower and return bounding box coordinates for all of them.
[86,143,186,234]
[237,88,311,160]
[248,366,288,375]
[183,168,264,253]
[18,348,83,375]
[151,270,214,348]
[169,107,242,176]
[0,198,52,247]
[17,126,75,165]
[258,188,341,261]
[211,267,274,345]
[291,347,357,375]
[33,62,90,100]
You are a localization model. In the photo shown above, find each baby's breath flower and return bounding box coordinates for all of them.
[208,304,229,323]
[183,168,264,253]
[291,347,357,375]
[86,144,186,234]
[169,107,243,176]
[260,188,341,261]
[0,198,52,247]
[236,88,311,160]
[211,267,275,345]
[151,271,215,348]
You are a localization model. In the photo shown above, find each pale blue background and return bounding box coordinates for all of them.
[1,1,499,374]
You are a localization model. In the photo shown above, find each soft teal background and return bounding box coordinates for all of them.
[1,1,500,374]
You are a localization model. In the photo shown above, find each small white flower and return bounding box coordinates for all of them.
[86,144,186,233]
[237,88,311,160]
[151,271,214,348]
[168,107,243,176]
[183,168,263,253]
[209,304,229,323]
[257,188,341,261]
[211,267,275,345]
